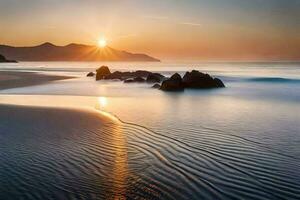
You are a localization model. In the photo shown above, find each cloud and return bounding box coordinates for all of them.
[142,15,169,20]
[179,22,202,27]
[142,14,201,28]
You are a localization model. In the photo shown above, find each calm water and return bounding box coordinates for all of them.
[0,62,300,199]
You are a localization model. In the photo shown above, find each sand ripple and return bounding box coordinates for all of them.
[0,105,299,199]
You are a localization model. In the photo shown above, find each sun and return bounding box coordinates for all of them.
[98,39,107,48]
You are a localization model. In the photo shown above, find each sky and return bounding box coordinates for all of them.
[0,0,299,61]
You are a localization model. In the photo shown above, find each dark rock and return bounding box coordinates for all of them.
[146,73,164,83]
[0,54,17,63]
[170,73,182,82]
[103,70,155,81]
[124,77,145,83]
[152,83,161,89]
[124,79,134,83]
[214,78,225,88]
[135,70,152,77]
[86,72,95,77]
[96,66,111,80]
[182,70,225,88]
[104,71,124,80]
[134,77,145,82]
[160,73,184,91]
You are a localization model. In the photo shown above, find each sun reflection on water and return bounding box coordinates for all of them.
[112,124,128,200]
[98,97,108,109]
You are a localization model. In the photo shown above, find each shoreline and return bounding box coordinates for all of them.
[0,71,75,90]
[0,103,128,199]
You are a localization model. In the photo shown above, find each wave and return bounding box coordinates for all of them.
[247,77,300,83]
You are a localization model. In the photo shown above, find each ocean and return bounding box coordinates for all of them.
[0,61,299,199]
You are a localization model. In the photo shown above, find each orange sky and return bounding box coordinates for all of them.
[0,0,299,61]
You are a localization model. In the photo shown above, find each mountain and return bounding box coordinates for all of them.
[0,43,160,62]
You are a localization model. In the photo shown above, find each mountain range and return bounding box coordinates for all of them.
[0,43,160,62]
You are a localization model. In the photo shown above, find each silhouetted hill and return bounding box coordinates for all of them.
[0,43,160,62]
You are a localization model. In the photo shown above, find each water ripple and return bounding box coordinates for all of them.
[0,105,300,199]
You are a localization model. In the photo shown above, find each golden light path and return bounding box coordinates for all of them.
[112,122,128,200]
[97,96,128,199]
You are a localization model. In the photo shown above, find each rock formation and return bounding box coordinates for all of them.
[96,66,111,80]
[0,54,17,63]
[160,73,184,91]
[160,71,225,91]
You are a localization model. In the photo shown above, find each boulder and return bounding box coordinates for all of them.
[0,54,17,63]
[86,72,95,77]
[96,66,111,80]
[134,70,152,77]
[182,70,225,88]
[146,73,164,83]
[152,83,161,89]
[124,77,145,83]
[104,71,124,80]
[102,70,153,80]
[134,77,146,82]
[160,73,184,91]
[124,79,134,83]
[214,78,225,88]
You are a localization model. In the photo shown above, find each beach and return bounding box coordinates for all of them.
[0,71,132,199]
[0,71,74,90]
[0,104,130,199]
[0,62,300,199]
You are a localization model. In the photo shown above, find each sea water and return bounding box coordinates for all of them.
[0,61,299,199]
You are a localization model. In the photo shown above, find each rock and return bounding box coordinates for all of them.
[124,77,145,83]
[214,78,225,88]
[94,66,225,91]
[104,71,124,80]
[134,70,152,77]
[160,73,184,91]
[0,54,17,63]
[169,73,182,82]
[182,70,225,88]
[96,66,111,80]
[124,79,134,83]
[102,70,159,81]
[86,72,95,77]
[159,71,225,92]
[146,73,164,83]
[134,77,146,82]
[152,83,161,89]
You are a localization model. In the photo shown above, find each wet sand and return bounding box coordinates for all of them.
[0,104,129,199]
[0,71,74,90]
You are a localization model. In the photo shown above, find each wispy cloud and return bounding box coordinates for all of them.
[142,14,201,28]
[179,22,202,27]
[142,15,169,20]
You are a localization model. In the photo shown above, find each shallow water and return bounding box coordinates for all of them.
[0,62,300,199]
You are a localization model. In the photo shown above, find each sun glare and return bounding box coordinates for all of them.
[98,39,107,48]
[98,97,108,108]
